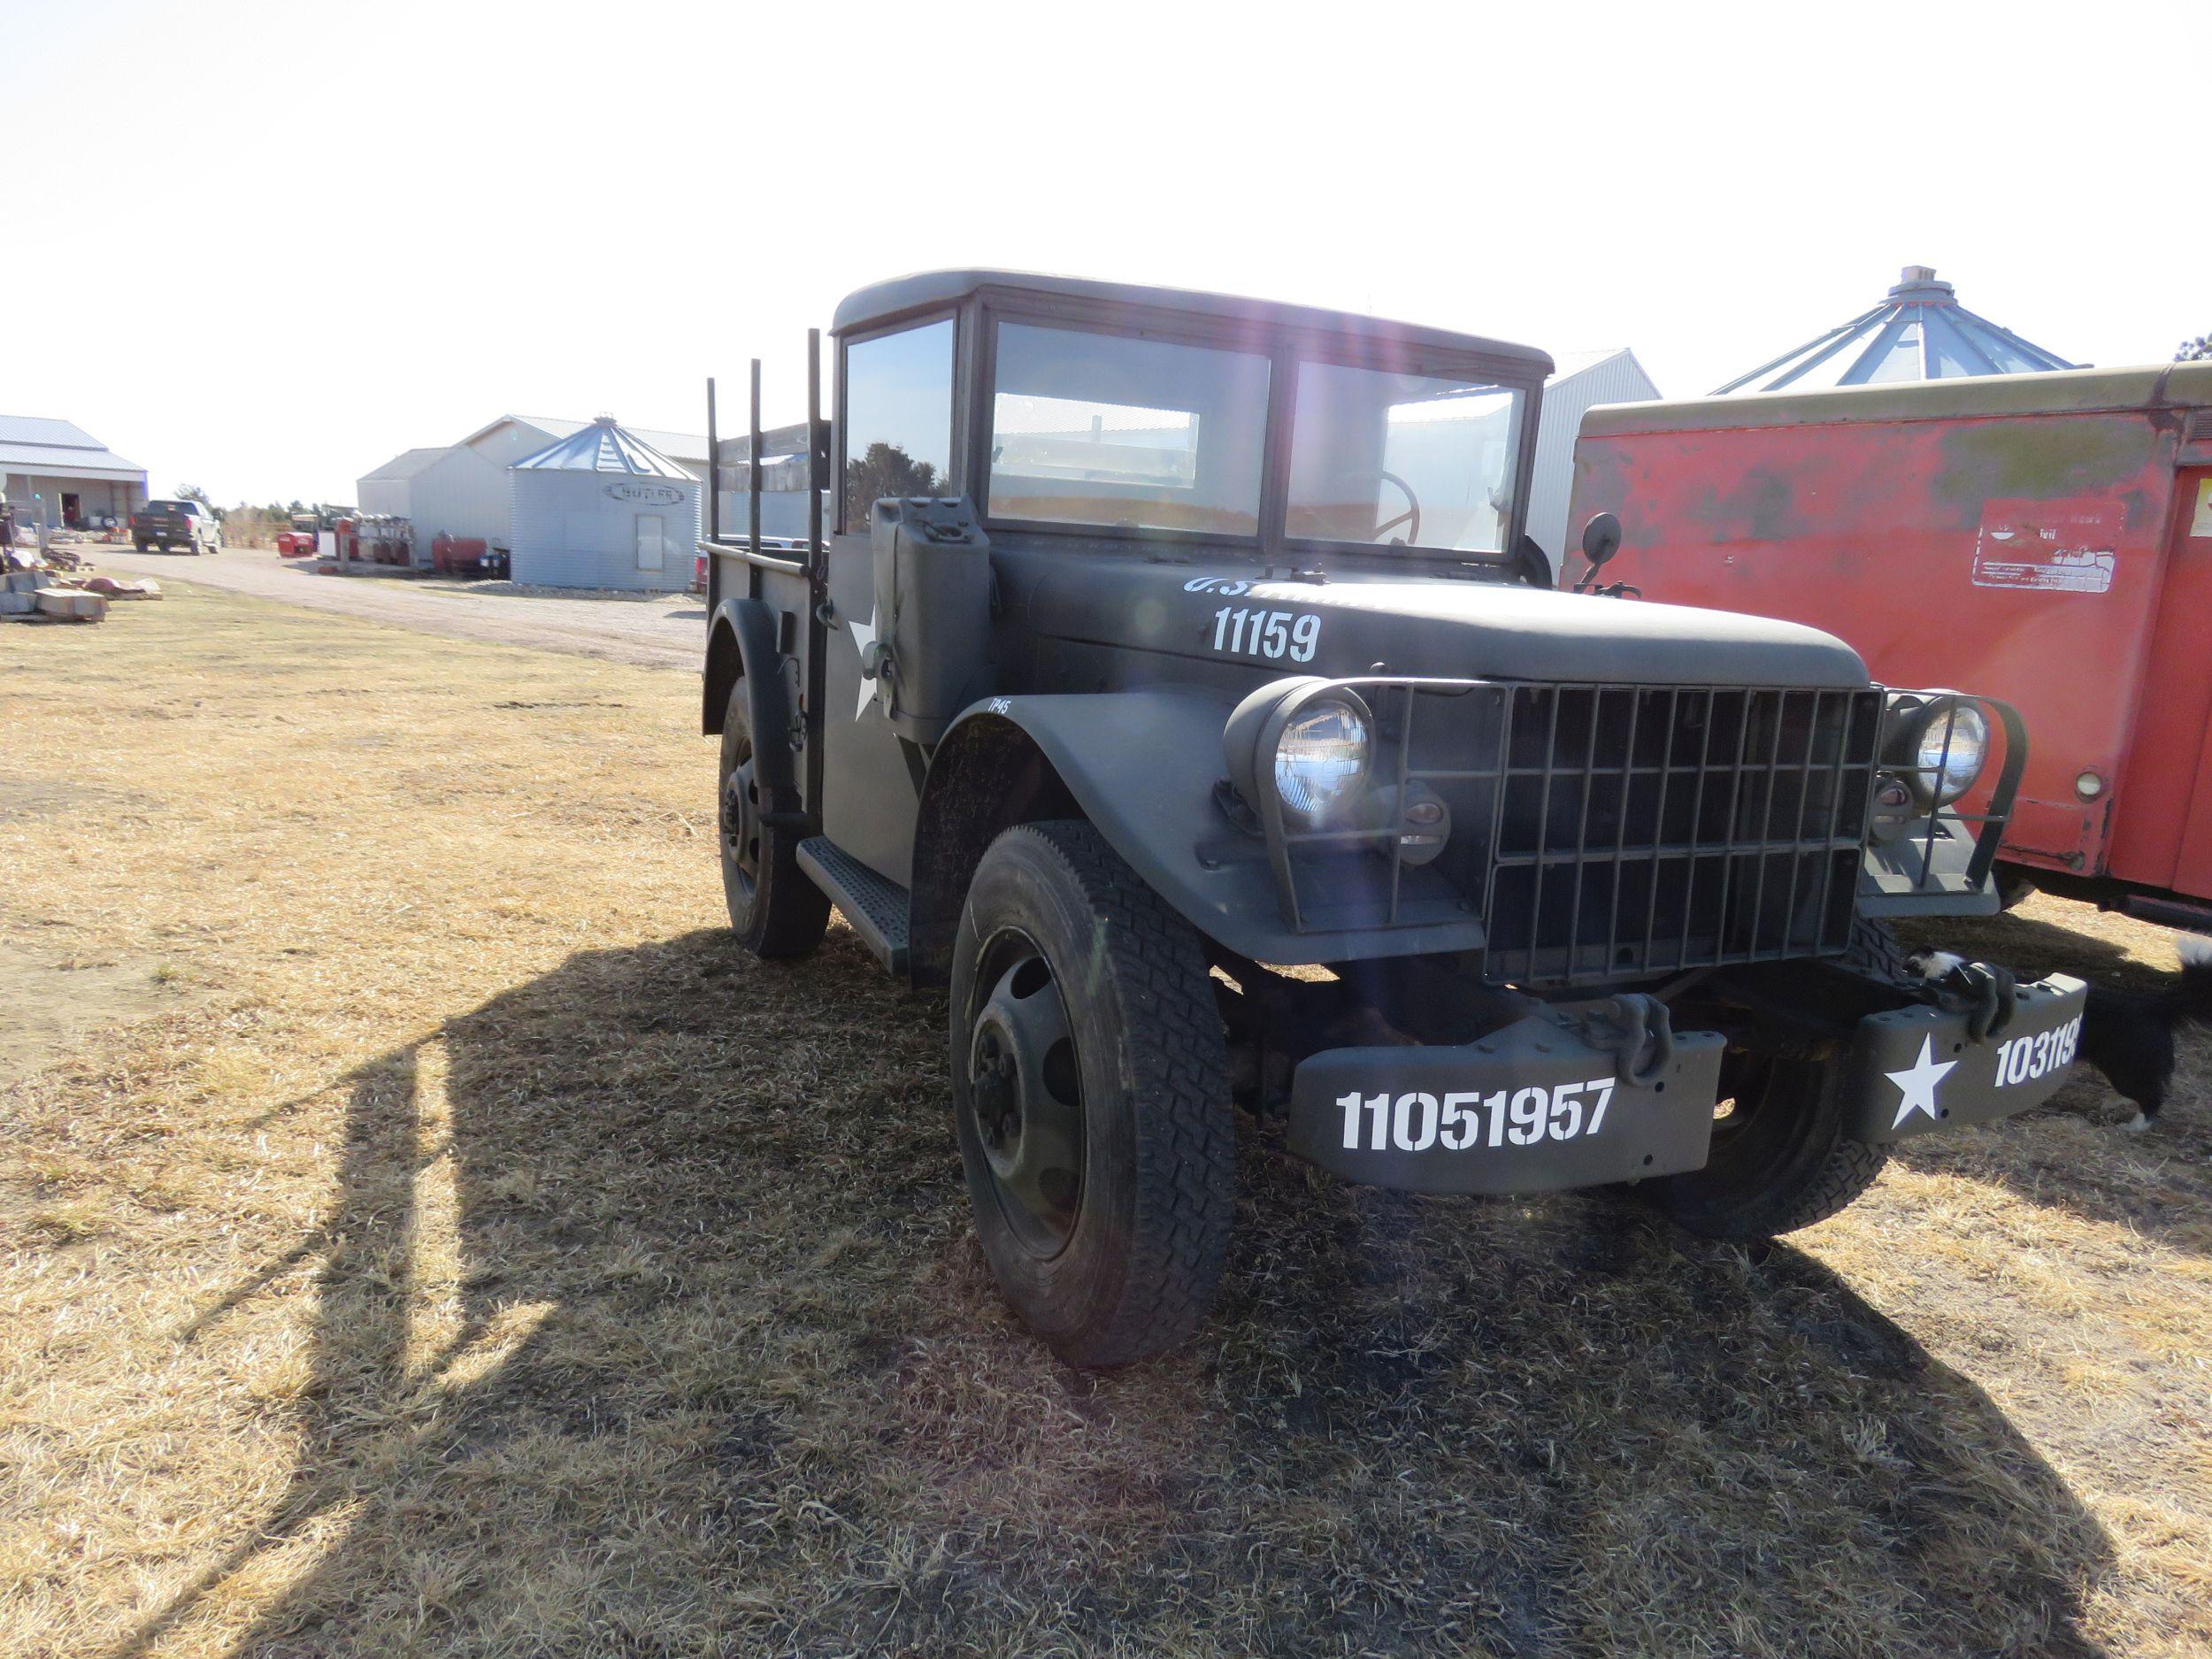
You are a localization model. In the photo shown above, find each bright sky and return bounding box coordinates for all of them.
[8,1,2203,506]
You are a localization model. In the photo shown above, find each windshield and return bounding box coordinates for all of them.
[1285,364,1522,553]
[979,318,1530,552]
[986,322,1271,536]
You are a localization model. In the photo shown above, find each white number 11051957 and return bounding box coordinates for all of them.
[1337,1079,1617,1153]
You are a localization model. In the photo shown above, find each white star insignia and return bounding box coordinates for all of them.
[849,607,878,719]
[1886,1034,1957,1129]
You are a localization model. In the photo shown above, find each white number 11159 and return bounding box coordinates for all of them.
[1337,1080,1617,1153]
[1212,606,1318,662]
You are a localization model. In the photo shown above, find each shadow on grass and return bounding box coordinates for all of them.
[1892,907,2167,992]
[120,929,2116,1658]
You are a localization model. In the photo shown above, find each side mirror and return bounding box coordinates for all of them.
[1580,511,1622,570]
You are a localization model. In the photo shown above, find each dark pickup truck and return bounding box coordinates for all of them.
[131,499,222,555]
[699,270,2086,1367]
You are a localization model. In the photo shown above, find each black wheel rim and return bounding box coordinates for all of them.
[720,734,760,902]
[965,930,1085,1256]
[1710,1051,1773,1143]
[1703,1049,1816,1189]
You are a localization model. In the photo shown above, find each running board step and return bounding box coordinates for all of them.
[796,837,910,974]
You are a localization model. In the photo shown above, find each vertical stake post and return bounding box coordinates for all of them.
[749,358,764,563]
[806,328,824,580]
[705,375,720,543]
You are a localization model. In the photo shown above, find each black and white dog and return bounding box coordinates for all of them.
[1910,938,2212,1132]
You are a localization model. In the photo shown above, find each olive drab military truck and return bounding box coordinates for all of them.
[700,272,2085,1367]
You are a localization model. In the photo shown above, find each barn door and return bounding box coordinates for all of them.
[634,514,664,572]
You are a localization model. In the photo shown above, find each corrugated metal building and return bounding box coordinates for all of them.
[0,414,148,534]
[509,417,702,591]
[357,415,709,566]
[712,419,821,541]
[355,446,446,518]
[1716,265,2078,394]
[1527,349,1659,572]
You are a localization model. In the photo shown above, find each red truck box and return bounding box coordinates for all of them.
[1569,362,2212,929]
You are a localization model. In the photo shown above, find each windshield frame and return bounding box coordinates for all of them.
[968,290,1544,566]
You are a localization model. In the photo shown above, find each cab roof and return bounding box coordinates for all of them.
[831,269,1555,376]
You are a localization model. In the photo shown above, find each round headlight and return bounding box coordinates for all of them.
[1274,698,1371,821]
[1913,702,1988,806]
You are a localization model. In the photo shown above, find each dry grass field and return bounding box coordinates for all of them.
[4,581,2208,1658]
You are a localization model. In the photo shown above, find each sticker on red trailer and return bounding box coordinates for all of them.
[1970,499,2118,594]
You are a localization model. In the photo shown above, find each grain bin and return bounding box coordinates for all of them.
[509,416,702,591]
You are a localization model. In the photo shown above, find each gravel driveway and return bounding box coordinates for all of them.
[87,545,705,670]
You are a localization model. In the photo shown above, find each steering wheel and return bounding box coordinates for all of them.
[1372,469,1421,546]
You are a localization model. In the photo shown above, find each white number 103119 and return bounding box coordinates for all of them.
[1338,1080,1617,1153]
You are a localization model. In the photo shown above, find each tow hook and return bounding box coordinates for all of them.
[1598,994,1676,1087]
[1921,959,2021,1044]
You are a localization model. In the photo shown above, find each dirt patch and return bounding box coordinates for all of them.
[87,545,704,669]
[0,779,119,823]
[0,948,188,1085]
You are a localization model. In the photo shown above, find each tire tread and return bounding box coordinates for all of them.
[722,680,828,958]
[1755,1133,1888,1234]
[994,821,1234,1366]
[1646,915,1902,1240]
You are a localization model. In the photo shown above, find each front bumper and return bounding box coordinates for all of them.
[1287,1010,1727,1195]
[1286,972,2088,1194]
[1842,972,2086,1143]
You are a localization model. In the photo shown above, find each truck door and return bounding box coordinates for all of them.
[818,317,959,887]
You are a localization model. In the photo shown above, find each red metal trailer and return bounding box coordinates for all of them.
[1569,362,2212,929]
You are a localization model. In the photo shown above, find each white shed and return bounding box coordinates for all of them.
[509,417,702,591]
[357,414,710,569]
[1527,348,1660,577]
[1,415,149,534]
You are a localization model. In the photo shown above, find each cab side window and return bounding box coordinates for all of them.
[841,319,956,533]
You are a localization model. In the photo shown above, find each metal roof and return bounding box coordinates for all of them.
[0,413,145,481]
[510,416,708,463]
[1547,347,1657,389]
[512,417,695,478]
[714,419,815,464]
[361,446,448,481]
[0,415,104,447]
[831,269,1555,374]
[1715,266,2077,395]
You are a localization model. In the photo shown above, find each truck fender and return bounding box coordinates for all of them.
[704,596,799,807]
[913,687,1447,987]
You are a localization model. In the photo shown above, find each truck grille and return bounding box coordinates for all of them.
[1266,680,1883,986]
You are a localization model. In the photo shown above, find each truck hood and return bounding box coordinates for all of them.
[1017,555,1869,688]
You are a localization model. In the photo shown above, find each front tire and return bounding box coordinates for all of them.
[1995,864,2038,911]
[1639,1050,1886,1240]
[1639,916,1901,1239]
[717,680,827,956]
[949,821,1235,1367]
